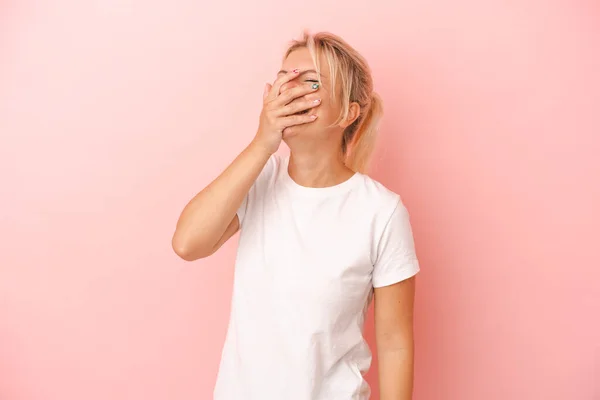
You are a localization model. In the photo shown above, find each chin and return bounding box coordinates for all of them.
[282,123,317,139]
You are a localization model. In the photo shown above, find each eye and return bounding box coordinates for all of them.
[305,79,319,83]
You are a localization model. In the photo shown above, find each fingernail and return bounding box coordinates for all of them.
[313,99,321,104]
[310,115,318,119]
[312,83,319,90]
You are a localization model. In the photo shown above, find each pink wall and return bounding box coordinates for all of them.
[1,1,599,399]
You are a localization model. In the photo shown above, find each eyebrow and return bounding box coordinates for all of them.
[278,69,326,78]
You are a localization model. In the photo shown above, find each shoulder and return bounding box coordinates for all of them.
[253,153,285,187]
[353,173,405,219]
[354,174,417,271]
[263,153,285,176]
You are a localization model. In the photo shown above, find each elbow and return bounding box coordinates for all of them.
[171,233,210,261]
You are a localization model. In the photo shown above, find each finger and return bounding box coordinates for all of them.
[265,69,301,102]
[275,97,321,117]
[274,83,320,107]
[282,117,317,137]
[280,113,318,128]
[263,83,272,101]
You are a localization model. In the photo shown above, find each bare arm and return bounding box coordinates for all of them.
[374,276,417,400]
[171,143,271,261]
[171,69,320,261]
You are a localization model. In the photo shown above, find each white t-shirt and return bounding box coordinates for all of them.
[213,154,420,400]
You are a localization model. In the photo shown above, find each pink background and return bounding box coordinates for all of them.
[1,1,599,399]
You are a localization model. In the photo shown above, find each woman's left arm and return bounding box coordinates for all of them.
[374,276,416,400]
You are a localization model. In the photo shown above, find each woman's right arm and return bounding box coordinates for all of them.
[171,69,320,261]
[171,142,271,261]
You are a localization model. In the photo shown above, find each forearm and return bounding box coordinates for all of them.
[378,343,414,400]
[172,141,271,259]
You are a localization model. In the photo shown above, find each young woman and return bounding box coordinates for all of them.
[172,31,420,400]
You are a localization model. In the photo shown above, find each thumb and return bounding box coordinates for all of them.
[263,83,272,101]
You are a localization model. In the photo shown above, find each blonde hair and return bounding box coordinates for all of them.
[284,31,383,174]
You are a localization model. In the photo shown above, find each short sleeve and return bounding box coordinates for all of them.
[372,199,420,288]
[236,154,279,227]
[236,193,249,225]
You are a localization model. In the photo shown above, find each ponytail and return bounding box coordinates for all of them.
[344,92,383,174]
[285,31,382,174]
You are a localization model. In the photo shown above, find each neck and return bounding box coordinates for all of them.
[287,149,355,188]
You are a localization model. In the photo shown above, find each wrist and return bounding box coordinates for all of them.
[248,139,275,159]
